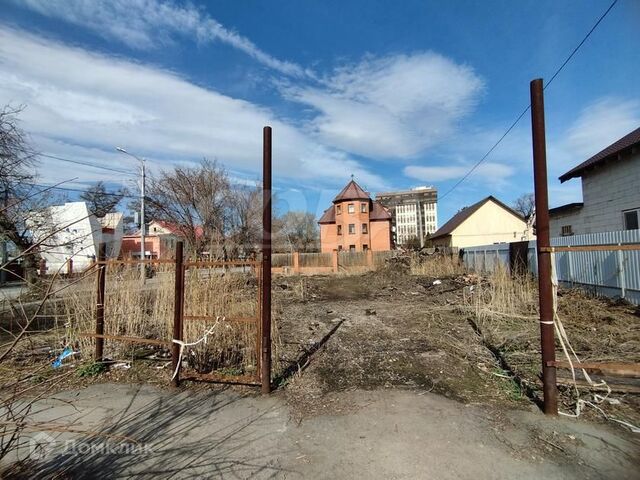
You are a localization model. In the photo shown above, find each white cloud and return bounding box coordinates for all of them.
[560,97,640,165]
[403,162,514,183]
[0,27,386,191]
[280,53,484,159]
[13,0,310,77]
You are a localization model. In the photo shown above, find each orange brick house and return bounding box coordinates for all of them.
[318,180,392,253]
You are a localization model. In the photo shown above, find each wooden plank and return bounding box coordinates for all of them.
[555,378,640,394]
[548,360,640,378]
[80,333,170,346]
[183,315,256,323]
[540,244,640,253]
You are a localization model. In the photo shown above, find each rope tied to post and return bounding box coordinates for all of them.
[171,317,224,381]
[550,253,639,432]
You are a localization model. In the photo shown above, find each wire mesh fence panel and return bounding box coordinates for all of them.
[181,264,261,378]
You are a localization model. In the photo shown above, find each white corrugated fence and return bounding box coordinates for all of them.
[462,229,640,305]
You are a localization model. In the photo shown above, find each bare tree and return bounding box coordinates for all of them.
[0,105,54,281]
[80,181,128,217]
[147,159,232,254]
[512,193,535,220]
[227,184,262,256]
[275,211,318,252]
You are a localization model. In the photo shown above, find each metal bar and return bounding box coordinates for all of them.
[183,315,256,323]
[540,244,640,253]
[256,263,262,379]
[530,78,557,415]
[184,260,260,268]
[172,241,185,387]
[617,246,627,299]
[140,158,146,284]
[261,126,272,394]
[97,259,176,265]
[81,333,169,347]
[94,243,106,361]
[548,360,640,378]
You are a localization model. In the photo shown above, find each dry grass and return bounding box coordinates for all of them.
[410,253,466,277]
[59,264,279,377]
[464,267,539,351]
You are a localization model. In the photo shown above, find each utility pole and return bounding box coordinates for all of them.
[116,147,146,284]
[1,190,7,284]
[140,158,146,281]
[530,78,558,415]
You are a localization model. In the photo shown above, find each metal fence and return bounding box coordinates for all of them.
[462,229,640,305]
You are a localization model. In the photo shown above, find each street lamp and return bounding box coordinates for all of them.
[116,147,146,283]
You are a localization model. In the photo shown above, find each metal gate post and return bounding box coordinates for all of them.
[95,243,106,361]
[172,241,185,387]
[530,78,558,415]
[261,126,273,394]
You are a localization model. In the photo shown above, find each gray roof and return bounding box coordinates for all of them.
[559,127,640,183]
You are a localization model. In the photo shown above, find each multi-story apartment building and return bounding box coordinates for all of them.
[376,186,438,247]
[318,180,392,253]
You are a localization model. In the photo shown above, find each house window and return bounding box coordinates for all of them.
[348,204,355,214]
[360,203,367,213]
[362,223,368,234]
[349,245,356,252]
[623,209,639,230]
[363,244,369,251]
[337,245,343,251]
[337,225,342,235]
[561,225,573,236]
[348,224,355,234]
[336,205,342,214]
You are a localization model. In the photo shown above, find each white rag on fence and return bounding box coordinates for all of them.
[550,253,639,433]
[170,317,223,381]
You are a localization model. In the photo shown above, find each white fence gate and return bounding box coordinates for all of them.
[462,229,640,305]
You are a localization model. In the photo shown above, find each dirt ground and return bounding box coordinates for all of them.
[2,267,640,478]
[273,269,640,427]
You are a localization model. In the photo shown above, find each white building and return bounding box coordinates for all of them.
[550,127,640,237]
[376,186,438,247]
[429,196,533,248]
[30,202,123,273]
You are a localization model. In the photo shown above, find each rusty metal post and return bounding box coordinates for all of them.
[67,258,73,276]
[172,241,185,387]
[39,258,46,276]
[95,243,106,361]
[530,78,558,415]
[261,126,272,394]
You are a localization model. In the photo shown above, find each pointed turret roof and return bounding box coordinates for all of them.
[333,180,370,203]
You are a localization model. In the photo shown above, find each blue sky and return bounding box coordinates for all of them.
[1,0,638,223]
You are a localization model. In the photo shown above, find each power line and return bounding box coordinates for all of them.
[438,0,618,201]
[20,148,138,177]
[24,182,141,200]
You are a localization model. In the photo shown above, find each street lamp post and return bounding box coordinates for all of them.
[116,147,146,283]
